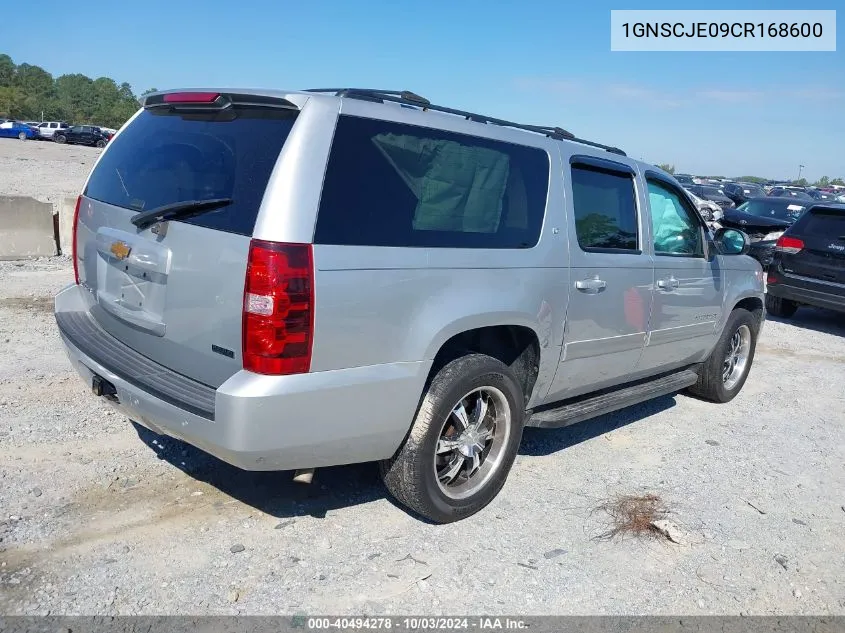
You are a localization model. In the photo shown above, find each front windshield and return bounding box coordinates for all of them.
[737,199,806,222]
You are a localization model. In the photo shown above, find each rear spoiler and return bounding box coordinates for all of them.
[142,91,299,111]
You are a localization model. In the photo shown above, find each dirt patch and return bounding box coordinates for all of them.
[756,343,845,364]
[0,296,54,313]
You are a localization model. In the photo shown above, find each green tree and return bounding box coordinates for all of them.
[831,178,845,186]
[657,163,675,174]
[0,53,143,126]
[0,54,15,87]
[794,178,808,186]
[55,73,96,121]
[815,176,830,188]
[0,85,24,118]
[13,63,54,119]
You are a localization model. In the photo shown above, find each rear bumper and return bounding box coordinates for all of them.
[54,284,431,471]
[767,278,845,313]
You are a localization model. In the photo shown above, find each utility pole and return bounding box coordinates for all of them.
[798,164,805,182]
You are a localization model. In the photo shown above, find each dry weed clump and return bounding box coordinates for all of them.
[593,493,672,542]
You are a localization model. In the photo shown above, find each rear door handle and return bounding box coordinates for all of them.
[657,277,680,290]
[575,276,607,292]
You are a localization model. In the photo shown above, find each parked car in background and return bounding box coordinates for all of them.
[675,173,695,186]
[765,204,845,317]
[724,182,765,206]
[36,121,70,140]
[53,87,765,523]
[54,125,110,148]
[806,189,838,202]
[684,188,723,224]
[0,120,39,140]
[720,197,808,267]
[688,184,735,212]
[768,187,813,201]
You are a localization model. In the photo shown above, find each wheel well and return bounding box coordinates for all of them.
[430,326,540,406]
[734,297,763,321]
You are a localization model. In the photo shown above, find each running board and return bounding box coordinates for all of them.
[526,369,699,429]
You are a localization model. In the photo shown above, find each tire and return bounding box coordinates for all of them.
[380,354,525,523]
[95,139,106,148]
[55,134,66,144]
[18,132,27,141]
[765,293,798,319]
[687,308,759,403]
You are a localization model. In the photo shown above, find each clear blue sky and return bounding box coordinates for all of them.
[2,0,842,180]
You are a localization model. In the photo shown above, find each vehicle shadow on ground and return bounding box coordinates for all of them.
[767,307,845,337]
[133,395,677,519]
[132,422,385,520]
[519,395,677,456]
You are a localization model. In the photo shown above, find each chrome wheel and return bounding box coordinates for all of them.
[722,325,751,390]
[434,386,511,500]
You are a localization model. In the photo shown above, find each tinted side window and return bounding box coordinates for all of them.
[570,164,638,252]
[314,116,550,249]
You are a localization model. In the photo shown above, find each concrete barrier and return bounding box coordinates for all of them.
[57,196,78,256]
[0,196,58,260]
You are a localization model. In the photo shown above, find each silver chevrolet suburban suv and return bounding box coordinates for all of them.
[54,88,765,523]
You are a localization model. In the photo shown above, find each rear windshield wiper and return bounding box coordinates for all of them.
[130,198,233,230]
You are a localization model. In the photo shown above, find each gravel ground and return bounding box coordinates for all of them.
[0,139,100,204]
[0,141,844,616]
[0,259,843,616]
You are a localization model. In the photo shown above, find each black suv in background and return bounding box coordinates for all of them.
[766,204,845,317]
[54,125,110,148]
[724,182,765,206]
[720,197,808,268]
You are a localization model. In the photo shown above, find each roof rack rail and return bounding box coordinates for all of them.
[305,88,626,156]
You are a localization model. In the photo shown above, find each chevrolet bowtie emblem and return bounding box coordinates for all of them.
[110,241,131,260]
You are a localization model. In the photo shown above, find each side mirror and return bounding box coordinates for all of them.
[714,227,749,255]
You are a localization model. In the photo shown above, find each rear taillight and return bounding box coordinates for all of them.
[766,272,777,284]
[775,235,804,254]
[243,240,314,375]
[71,195,82,284]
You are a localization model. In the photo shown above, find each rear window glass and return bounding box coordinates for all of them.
[799,211,845,237]
[314,116,550,248]
[84,107,297,236]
